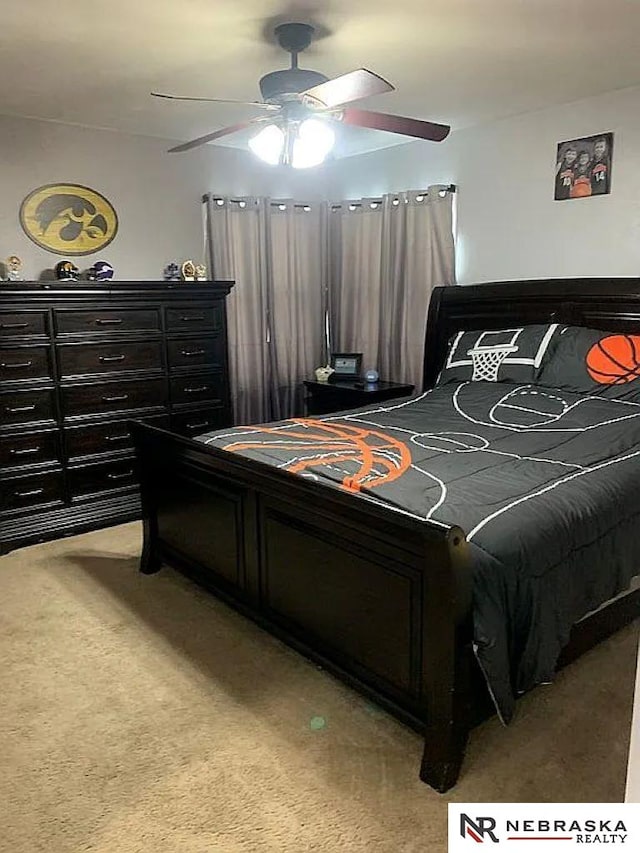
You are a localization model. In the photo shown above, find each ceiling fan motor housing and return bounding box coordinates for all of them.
[259,68,328,102]
[260,23,328,102]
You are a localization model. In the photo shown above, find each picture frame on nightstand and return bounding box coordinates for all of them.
[329,352,362,380]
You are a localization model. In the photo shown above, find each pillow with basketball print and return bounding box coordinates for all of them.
[537,325,640,401]
[437,324,561,385]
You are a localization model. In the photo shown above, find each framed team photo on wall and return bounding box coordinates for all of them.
[554,132,613,200]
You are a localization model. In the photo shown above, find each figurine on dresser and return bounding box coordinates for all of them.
[163,262,180,281]
[5,255,24,281]
[181,260,196,281]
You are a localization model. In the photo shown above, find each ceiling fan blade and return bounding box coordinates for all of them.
[168,118,270,153]
[152,92,279,110]
[302,69,394,109]
[341,108,450,142]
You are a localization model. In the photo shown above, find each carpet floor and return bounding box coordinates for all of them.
[1,523,637,853]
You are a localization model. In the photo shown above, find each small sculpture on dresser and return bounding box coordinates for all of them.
[181,260,196,281]
[195,263,207,281]
[163,262,181,281]
[6,255,24,281]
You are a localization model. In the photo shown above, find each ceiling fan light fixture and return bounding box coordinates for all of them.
[291,118,335,169]
[248,124,285,166]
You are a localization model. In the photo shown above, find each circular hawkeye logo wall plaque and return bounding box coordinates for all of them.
[19,183,118,256]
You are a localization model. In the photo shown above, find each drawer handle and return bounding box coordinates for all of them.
[105,433,130,442]
[101,394,129,403]
[1,361,33,369]
[183,385,208,394]
[15,487,44,498]
[10,446,41,456]
[95,318,123,326]
[186,420,211,430]
[0,321,29,329]
[179,314,205,322]
[107,470,134,480]
[180,349,205,357]
[6,404,37,413]
[99,354,125,363]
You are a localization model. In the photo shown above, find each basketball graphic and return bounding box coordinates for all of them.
[586,335,640,384]
[223,419,411,493]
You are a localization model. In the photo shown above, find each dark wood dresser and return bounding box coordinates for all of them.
[0,280,233,554]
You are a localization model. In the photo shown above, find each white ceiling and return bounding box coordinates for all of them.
[4,0,640,158]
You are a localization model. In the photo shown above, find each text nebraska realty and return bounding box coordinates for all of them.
[507,819,627,844]
[462,814,628,844]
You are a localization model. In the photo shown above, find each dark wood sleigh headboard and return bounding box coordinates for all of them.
[423,278,640,391]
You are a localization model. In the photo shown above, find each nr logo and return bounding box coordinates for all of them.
[460,813,500,843]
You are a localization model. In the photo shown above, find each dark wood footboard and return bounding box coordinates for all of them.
[131,420,640,791]
[131,420,476,791]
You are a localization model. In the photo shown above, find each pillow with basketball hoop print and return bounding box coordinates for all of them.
[537,325,640,401]
[437,324,561,385]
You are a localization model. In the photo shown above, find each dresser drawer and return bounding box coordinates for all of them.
[62,378,166,418]
[167,336,224,370]
[0,346,51,382]
[58,341,163,377]
[0,431,59,469]
[65,414,170,460]
[0,389,55,426]
[0,312,47,339]
[166,306,221,332]
[170,372,224,406]
[170,407,227,437]
[68,457,138,498]
[55,309,160,335]
[1,470,64,513]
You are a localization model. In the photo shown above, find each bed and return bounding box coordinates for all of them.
[131,278,640,792]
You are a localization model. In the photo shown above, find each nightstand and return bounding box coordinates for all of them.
[303,379,415,416]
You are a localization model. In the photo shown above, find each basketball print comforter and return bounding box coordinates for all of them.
[196,381,640,721]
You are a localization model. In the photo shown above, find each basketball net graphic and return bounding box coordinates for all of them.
[467,345,518,382]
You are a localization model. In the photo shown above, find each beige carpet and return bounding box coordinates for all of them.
[1,523,637,853]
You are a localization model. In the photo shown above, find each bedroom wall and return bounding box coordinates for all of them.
[7,83,640,285]
[325,85,640,284]
[0,114,330,281]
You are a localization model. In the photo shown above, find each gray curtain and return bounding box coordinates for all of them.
[205,185,455,424]
[328,200,384,375]
[205,196,327,424]
[268,203,328,420]
[205,196,271,424]
[329,186,456,388]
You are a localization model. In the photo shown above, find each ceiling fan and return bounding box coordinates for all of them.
[152,22,450,167]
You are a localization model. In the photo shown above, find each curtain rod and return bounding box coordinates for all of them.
[202,185,456,208]
[330,185,457,210]
[202,193,311,210]
[202,194,313,210]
